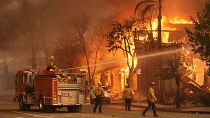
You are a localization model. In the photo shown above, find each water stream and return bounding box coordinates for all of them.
[63,48,182,70]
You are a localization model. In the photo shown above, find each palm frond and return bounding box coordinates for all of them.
[141,4,156,19]
[134,0,157,14]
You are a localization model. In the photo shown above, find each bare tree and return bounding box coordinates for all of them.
[74,15,105,86]
[74,15,91,84]
[89,23,106,85]
[107,19,147,86]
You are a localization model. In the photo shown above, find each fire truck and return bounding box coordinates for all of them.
[14,69,85,112]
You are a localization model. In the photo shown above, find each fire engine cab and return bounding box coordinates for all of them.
[14,69,85,112]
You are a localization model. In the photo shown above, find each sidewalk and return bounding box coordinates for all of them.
[111,101,210,114]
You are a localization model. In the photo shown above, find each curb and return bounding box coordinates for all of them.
[111,102,210,114]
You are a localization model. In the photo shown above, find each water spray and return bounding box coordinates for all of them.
[61,48,182,71]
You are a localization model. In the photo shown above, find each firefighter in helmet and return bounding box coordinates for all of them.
[47,56,57,70]
[142,82,158,117]
[123,84,133,111]
[93,82,105,113]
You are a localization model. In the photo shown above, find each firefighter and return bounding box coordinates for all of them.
[123,84,133,111]
[93,82,105,113]
[142,82,159,117]
[47,56,57,70]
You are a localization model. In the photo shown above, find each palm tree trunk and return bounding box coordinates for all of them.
[157,0,162,48]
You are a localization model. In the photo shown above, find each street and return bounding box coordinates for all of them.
[1,103,210,118]
[0,0,210,117]
[0,96,209,118]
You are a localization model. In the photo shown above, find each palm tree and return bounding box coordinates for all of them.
[135,0,162,48]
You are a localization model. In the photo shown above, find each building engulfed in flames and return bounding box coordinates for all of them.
[93,16,208,101]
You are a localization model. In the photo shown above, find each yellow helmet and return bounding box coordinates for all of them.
[151,82,156,86]
[98,82,102,86]
[49,56,55,61]
[50,56,55,59]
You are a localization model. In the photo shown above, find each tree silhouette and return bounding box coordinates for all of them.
[158,50,193,108]
[135,0,162,48]
[107,18,147,86]
[186,0,210,75]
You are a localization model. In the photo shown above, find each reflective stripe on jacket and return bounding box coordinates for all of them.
[95,86,105,96]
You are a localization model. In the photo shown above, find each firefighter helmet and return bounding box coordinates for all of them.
[98,82,102,86]
[125,84,129,88]
[50,56,55,60]
[151,82,156,86]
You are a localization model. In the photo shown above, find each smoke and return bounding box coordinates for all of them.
[0,0,205,54]
[0,0,206,90]
[0,0,206,63]
[162,0,205,19]
[0,0,206,59]
[1,0,205,34]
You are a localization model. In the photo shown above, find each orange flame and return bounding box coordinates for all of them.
[169,16,193,24]
[152,16,176,31]
[151,16,175,43]
[120,16,193,88]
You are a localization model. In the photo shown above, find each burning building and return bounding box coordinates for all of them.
[93,15,209,103]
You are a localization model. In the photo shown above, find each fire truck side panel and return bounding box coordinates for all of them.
[52,80,58,104]
[57,84,84,105]
[34,78,53,105]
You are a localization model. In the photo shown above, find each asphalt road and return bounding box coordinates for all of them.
[0,93,210,118]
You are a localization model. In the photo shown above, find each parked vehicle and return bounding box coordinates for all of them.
[102,86,111,104]
[90,86,111,104]
[14,69,85,112]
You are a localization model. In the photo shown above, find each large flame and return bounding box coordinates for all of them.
[151,16,177,43]
[169,16,193,24]
[150,16,192,43]
[152,16,176,31]
[120,16,192,88]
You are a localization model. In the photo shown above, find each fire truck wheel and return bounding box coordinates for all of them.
[67,107,73,112]
[39,98,46,112]
[74,105,82,112]
[67,105,82,112]
[49,107,56,112]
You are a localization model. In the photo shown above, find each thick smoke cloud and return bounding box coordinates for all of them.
[0,0,206,90]
[0,0,205,59]
[0,0,205,58]
[0,0,205,30]
[162,0,205,19]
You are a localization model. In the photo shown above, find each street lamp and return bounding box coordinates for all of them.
[137,68,141,105]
